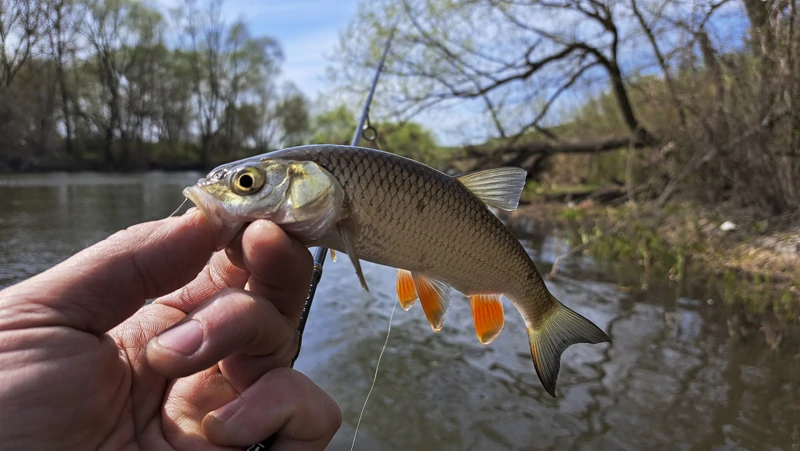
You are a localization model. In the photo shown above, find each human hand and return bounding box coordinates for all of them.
[0,209,341,450]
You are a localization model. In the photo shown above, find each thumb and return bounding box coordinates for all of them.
[0,209,217,334]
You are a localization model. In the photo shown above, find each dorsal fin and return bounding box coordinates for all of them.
[456,167,528,211]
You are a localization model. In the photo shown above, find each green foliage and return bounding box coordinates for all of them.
[378,121,442,166]
[277,87,311,147]
[309,104,446,167]
[309,105,357,145]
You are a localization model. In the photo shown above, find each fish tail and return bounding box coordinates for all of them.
[526,294,610,397]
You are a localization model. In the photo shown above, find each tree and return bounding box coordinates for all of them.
[0,0,47,87]
[46,0,84,156]
[331,0,659,148]
[309,104,442,165]
[276,83,310,147]
[171,0,283,166]
[309,105,356,145]
[82,0,165,166]
[378,121,441,166]
[330,0,800,215]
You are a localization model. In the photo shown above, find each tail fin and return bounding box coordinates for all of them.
[527,296,610,397]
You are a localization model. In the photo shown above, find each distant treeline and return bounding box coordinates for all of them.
[0,0,294,171]
[0,0,447,173]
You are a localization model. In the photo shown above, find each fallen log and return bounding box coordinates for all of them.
[536,186,628,204]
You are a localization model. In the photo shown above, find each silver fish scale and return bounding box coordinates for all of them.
[273,145,553,318]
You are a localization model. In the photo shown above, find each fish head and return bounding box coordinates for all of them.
[183,156,344,248]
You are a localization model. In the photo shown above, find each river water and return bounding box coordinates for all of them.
[0,172,798,450]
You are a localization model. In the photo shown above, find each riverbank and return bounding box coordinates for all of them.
[0,143,261,174]
[0,155,211,174]
[504,197,800,325]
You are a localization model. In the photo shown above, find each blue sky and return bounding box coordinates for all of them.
[158,0,360,99]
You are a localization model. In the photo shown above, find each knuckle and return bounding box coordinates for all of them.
[322,395,343,432]
[249,308,295,360]
[198,288,253,330]
[267,366,298,388]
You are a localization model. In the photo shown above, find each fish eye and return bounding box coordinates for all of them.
[230,166,265,195]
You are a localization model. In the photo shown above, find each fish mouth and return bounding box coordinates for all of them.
[183,184,245,249]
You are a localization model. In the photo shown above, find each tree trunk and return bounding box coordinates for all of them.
[606,62,654,144]
[52,0,74,157]
[200,133,211,168]
[103,125,114,166]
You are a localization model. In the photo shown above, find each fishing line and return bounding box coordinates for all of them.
[351,301,397,451]
[169,198,189,217]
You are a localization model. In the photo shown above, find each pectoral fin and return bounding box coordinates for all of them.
[338,222,369,291]
[396,269,418,310]
[469,294,505,344]
[411,273,451,332]
[457,167,528,211]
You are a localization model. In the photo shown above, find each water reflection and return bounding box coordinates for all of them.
[0,172,201,287]
[0,172,798,450]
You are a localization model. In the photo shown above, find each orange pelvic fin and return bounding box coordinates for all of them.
[411,272,451,332]
[396,269,418,311]
[469,294,505,344]
[330,249,337,262]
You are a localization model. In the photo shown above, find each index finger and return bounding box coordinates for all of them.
[0,209,216,334]
[233,220,314,327]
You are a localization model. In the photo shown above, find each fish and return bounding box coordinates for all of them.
[183,144,611,396]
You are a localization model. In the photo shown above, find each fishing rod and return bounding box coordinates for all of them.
[246,27,396,451]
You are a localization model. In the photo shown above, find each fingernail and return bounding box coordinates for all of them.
[212,397,242,422]
[157,320,204,356]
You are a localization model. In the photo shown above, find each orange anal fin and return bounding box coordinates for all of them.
[411,273,451,332]
[469,294,505,344]
[396,269,418,311]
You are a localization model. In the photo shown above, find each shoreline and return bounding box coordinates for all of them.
[503,199,800,324]
[0,161,211,174]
